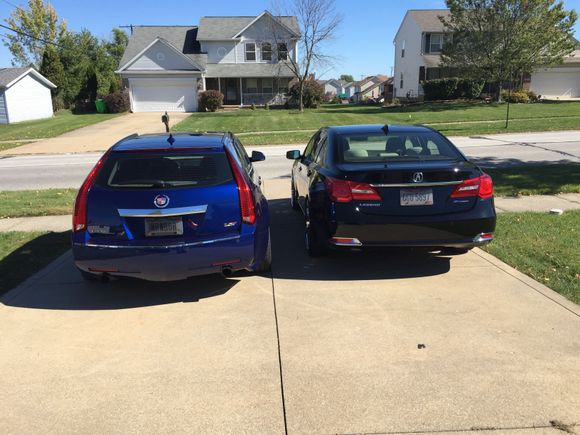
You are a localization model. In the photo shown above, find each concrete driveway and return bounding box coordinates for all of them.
[1,112,190,156]
[1,179,579,434]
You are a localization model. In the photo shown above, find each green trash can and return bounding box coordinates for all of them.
[95,99,106,113]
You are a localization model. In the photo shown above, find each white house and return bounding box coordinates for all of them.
[0,67,56,124]
[117,11,300,112]
[394,9,580,100]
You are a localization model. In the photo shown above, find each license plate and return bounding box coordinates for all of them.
[145,218,183,236]
[400,188,434,206]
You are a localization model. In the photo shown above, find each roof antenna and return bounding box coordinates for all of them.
[167,133,175,146]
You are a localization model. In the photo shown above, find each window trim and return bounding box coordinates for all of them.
[261,42,272,61]
[245,42,256,62]
[277,42,288,61]
[429,34,443,54]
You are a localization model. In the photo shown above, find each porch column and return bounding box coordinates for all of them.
[218,78,221,93]
[240,78,243,106]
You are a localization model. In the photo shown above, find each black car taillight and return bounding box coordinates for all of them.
[72,150,110,232]
[325,177,381,202]
[450,174,493,199]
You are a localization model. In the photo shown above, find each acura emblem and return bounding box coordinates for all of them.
[412,172,424,183]
[153,194,170,208]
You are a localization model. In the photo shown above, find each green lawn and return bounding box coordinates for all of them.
[0,110,121,142]
[0,189,77,219]
[486,164,580,196]
[173,101,580,145]
[0,231,71,296]
[482,211,580,304]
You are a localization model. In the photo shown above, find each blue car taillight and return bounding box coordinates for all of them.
[225,148,256,225]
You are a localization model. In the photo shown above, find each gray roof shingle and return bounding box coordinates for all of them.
[119,26,207,70]
[0,67,30,87]
[198,15,300,40]
[408,9,450,32]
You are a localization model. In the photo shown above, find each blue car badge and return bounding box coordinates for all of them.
[154,194,170,208]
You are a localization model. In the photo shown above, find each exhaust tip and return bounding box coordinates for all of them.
[221,266,233,277]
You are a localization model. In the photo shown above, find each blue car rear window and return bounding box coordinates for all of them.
[97,151,233,189]
[337,131,463,163]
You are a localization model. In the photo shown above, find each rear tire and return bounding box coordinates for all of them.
[290,180,300,211]
[305,204,328,257]
[254,230,272,273]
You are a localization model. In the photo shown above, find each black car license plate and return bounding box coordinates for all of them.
[145,218,184,236]
[400,188,434,206]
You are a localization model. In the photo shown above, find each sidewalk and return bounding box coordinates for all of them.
[1,193,578,233]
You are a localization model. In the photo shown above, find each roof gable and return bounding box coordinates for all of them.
[0,67,56,89]
[120,38,201,72]
[198,13,300,40]
[233,11,300,39]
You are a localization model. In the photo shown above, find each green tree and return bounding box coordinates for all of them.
[3,0,67,68]
[105,28,129,66]
[339,74,354,82]
[440,0,577,100]
[39,45,65,109]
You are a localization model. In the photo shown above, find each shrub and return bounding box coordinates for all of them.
[251,103,256,110]
[103,91,130,113]
[289,79,324,108]
[72,100,96,114]
[421,78,458,100]
[199,90,224,112]
[459,79,485,99]
[501,89,532,103]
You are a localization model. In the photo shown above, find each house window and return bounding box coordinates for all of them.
[262,78,273,94]
[244,78,258,93]
[429,34,443,53]
[277,43,288,60]
[245,43,256,61]
[401,40,405,58]
[262,42,272,61]
[400,73,404,89]
[277,77,290,93]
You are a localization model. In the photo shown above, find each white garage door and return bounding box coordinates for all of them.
[530,68,580,98]
[130,78,197,112]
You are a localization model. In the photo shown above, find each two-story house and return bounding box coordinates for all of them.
[394,9,580,101]
[116,11,300,112]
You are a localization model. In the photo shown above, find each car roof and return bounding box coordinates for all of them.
[111,132,228,151]
[327,124,434,135]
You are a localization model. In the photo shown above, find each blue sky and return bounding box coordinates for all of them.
[0,0,579,79]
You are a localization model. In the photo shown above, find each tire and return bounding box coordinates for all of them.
[290,180,300,211]
[304,204,328,257]
[254,230,272,273]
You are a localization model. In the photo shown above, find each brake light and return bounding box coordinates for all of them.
[72,150,110,232]
[225,149,256,225]
[325,178,381,202]
[450,174,493,199]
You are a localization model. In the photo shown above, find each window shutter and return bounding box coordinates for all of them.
[425,34,431,53]
[419,66,426,82]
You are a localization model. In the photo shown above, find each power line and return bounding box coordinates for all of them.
[0,23,64,48]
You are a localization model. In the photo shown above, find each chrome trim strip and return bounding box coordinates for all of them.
[118,205,207,218]
[75,235,240,250]
[370,181,463,188]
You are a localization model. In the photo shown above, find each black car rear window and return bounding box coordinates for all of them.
[337,131,463,163]
[97,151,233,189]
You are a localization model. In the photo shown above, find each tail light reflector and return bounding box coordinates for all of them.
[325,178,381,202]
[73,150,110,232]
[450,174,493,199]
[225,148,256,225]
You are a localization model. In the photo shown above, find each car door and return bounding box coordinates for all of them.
[296,130,321,209]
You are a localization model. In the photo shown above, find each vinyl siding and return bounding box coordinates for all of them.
[4,74,53,123]
[128,41,195,71]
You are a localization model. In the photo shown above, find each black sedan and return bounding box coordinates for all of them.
[286,124,496,256]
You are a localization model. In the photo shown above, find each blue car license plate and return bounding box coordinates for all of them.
[145,218,184,236]
[400,188,433,206]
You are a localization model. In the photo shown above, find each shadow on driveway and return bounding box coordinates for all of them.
[268,198,451,281]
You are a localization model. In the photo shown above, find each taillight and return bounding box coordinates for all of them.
[225,149,256,225]
[325,178,381,202]
[72,150,110,232]
[450,174,493,199]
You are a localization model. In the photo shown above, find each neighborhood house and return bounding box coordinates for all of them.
[394,9,580,100]
[116,11,300,112]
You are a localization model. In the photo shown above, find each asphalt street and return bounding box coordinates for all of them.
[0,133,579,191]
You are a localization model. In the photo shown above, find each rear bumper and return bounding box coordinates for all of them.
[73,234,256,281]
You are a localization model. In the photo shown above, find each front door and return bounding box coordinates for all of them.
[225,79,239,104]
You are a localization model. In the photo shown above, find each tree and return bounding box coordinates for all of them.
[3,0,67,68]
[39,45,65,109]
[105,28,129,67]
[339,74,354,82]
[271,0,342,111]
[440,0,577,100]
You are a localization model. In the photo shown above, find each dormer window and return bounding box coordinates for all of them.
[245,43,256,61]
[262,42,272,61]
[277,43,288,61]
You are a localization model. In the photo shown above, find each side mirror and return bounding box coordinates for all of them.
[250,150,266,162]
[286,150,301,160]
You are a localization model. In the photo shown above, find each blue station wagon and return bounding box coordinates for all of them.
[72,132,271,282]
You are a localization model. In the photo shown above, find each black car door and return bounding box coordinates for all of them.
[302,130,328,207]
[296,130,321,208]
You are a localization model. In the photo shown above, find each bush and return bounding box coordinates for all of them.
[251,103,256,110]
[459,79,485,99]
[103,91,130,113]
[71,100,96,114]
[501,89,533,103]
[289,79,324,108]
[199,90,224,112]
[422,78,458,100]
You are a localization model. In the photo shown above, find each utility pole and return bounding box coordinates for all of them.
[505,69,512,129]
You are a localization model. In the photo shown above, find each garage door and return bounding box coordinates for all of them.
[530,68,580,98]
[130,78,197,112]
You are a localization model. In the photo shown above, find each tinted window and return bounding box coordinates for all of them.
[313,134,327,165]
[303,131,321,160]
[337,131,462,162]
[97,151,233,189]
